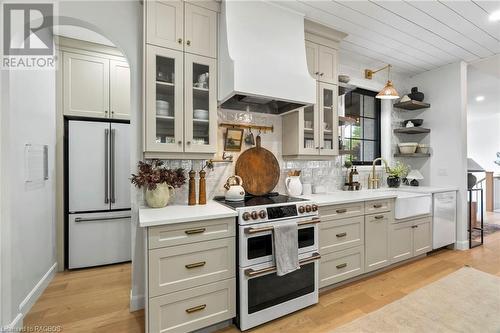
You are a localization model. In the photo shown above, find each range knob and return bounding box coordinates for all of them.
[251,211,258,220]
[298,206,305,214]
[305,205,312,212]
[259,210,267,219]
[312,204,318,212]
[242,212,251,221]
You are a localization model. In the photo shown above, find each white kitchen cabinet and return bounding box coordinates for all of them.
[146,0,218,59]
[365,213,390,272]
[304,41,338,85]
[146,0,184,52]
[109,60,131,120]
[145,45,217,157]
[184,53,217,153]
[413,218,432,256]
[282,82,338,158]
[318,82,339,156]
[63,51,130,120]
[145,45,184,153]
[63,52,110,118]
[184,2,217,58]
[318,45,338,85]
[389,216,432,264]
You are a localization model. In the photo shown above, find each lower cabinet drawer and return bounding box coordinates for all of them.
[320,216,364,254]
[319,246,364,288]
[149,238,235,297]
[149,278,236,333]
[319,202,365,220]
[365,199,393,215]
[148,218,236,249]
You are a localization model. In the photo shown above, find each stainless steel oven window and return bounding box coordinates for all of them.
[247,262,315,314]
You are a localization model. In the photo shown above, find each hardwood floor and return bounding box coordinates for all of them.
[24,232,500,333]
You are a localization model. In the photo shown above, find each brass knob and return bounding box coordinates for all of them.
[314,71,319,75]
[312,204,318,212]
[242,212,251,221]
[187,141,191,145]
[258,210,266,218]
[251,211,258,220]
[298,206,305,214]
[305,205,312,213]
[177,38,182,44]
[320,73,324,76]
[187,40,191,46]
[178,141,182,144]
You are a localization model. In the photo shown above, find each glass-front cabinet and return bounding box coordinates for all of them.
[184,54,217,153]
[145,45,217,156]
[318,82,338,156]
[146,45,184,153]
[282,82,339,158]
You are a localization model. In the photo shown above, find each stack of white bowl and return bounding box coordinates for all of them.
[156,100,171,116]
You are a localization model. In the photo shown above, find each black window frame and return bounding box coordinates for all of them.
[343,88,382,166]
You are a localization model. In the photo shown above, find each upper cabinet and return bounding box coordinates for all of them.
[144,0,219,158]
[305,41,338,85]
[146,0,217,59]
[146,0,184,52]
[61,39,130,120]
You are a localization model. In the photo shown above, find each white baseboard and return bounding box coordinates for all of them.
[454,240,469,251]
[4,263,57,330]
[129,290,145,312]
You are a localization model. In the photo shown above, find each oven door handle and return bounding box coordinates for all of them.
[244,217,320,235]
[244,252,321,278]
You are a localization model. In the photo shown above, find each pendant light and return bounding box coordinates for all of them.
[364,64,400,100]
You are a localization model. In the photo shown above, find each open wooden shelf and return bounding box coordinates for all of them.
[393,100,430,110]
[394,127,431,134]
[394,153,431,158]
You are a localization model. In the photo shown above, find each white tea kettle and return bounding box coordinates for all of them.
[224,175,245,201]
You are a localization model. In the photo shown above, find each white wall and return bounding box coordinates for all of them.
[467,115,500,173]
[1,65,57,329]
[406,62,469,249]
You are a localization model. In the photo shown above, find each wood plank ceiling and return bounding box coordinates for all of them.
[275,0,500,76]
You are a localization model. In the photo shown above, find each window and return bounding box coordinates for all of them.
[342,88,381,165]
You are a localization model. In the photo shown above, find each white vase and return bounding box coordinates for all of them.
[145,183,174,208]
[285,176,303,196]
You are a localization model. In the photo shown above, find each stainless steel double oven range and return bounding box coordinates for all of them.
[215,194,320,331]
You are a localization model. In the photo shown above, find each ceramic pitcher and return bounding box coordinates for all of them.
[285,176,303,196]
[145,183,174,208]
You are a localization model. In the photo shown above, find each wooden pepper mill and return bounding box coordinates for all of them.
[188,169,196,205]
[198,170,207,205]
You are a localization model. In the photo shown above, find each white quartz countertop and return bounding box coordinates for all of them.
[300,191,399,206]
[300,185,458,207]
[139,200,237,227]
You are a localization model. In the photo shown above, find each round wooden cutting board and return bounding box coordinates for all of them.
[235,135,280,196]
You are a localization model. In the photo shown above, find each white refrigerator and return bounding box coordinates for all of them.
[68,120,131,269]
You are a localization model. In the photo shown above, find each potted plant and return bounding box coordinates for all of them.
[386,161,409,188]
[131,160,186,208]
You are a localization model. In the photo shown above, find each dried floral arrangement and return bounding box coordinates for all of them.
[130,159,186,190]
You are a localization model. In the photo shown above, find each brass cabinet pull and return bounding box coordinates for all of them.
[373,204,383,208]
[336,209,347,214]
[412,225,418,229]
[185,304,206,313]
[336,232,347,238]
[374,215,384,220]
[185,228,206,235]
[177,38,182,44]
[187,40,191,46]
[336,263,347,269]
[185,261,206,269]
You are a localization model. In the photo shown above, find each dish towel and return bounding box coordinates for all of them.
[273,220,300,276]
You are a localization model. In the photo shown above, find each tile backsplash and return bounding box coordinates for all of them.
[155,108,385,205]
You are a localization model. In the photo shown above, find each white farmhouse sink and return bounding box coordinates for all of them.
[394,192,432,220]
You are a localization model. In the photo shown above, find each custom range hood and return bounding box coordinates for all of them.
[218,0,316,114]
